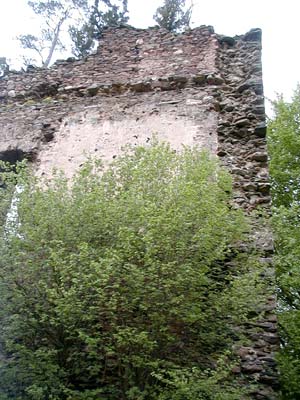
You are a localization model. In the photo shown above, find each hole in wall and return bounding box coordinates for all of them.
[0,149,36,165]
[43,130,55,143]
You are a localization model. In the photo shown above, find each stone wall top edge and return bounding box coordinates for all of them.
[0,25,262,79]
[0,24,263,104]
[99,24,262,41]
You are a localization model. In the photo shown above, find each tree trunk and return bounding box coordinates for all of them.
[43,14,67,68]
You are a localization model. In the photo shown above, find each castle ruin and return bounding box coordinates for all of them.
[0,25,278,398]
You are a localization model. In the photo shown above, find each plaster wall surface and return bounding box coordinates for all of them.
[36,100,218,180]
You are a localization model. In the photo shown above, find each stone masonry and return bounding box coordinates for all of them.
[0,25,278,398]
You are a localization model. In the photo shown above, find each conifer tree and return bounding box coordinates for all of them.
[69,0,129,58]
[154,0,193,32]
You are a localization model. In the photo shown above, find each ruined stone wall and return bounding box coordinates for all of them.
[0,25,277,398]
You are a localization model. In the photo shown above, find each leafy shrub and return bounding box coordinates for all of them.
[268,88,300,399]
[272,204,300,399]
[0,143,261,399]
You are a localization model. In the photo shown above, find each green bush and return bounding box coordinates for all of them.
[272,204,300,399]
[0,143,261,399]
[268,88,300,399]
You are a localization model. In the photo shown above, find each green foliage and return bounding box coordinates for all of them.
[153,0,192,32]
[272,203,300,399]
[268,87,300,208]
[0,143,262,399]
[152,358,247,400]
[18,0,76,67]
[268,87,300,399]
[0,161,25,231]
[19,0,129,65]
[69,0,129,58]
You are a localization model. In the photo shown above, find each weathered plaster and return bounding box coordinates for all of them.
[36,102,218,180]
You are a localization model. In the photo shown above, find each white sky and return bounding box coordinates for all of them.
[0,0,300,112]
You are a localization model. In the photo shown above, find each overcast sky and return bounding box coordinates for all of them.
[0,0,299,113]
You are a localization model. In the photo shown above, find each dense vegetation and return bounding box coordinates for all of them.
[268,88,300,399]
[0,143,266,399]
